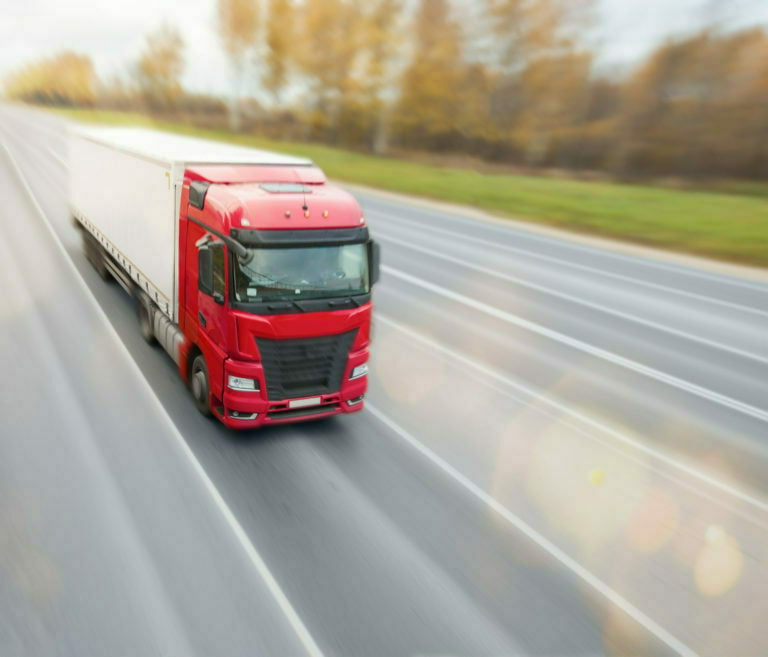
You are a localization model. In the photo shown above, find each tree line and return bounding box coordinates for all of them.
[5,0,768,180]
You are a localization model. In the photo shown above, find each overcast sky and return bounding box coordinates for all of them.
[2,0,768,97]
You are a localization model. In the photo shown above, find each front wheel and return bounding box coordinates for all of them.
[190,354,212,417]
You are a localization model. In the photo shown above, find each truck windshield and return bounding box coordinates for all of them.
[232,243,369,303]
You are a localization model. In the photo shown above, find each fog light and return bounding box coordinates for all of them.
[349,363,368,380]
[229,410,258,420]
[228,375,259,391]
[347,395,364,406]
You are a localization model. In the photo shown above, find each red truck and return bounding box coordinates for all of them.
[69,127,379,429]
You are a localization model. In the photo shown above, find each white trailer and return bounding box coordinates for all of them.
[68,126,312,322]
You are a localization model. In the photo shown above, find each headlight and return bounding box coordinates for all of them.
[349,363,368,380]
[228,375,259,391]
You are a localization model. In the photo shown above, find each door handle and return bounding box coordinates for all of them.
[198,311,207,327]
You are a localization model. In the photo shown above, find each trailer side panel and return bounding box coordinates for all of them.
[69,134,178,320]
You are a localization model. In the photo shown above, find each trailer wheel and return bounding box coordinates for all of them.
[190,354,212,417]
[137,302,156,345]
[83,235,109,281]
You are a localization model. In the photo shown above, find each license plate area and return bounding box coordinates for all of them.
[288,396,322,409]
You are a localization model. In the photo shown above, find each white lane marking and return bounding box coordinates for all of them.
[47,145,67,167]
[383,265,768,424]
[378,232,768,366]
[368,194,768,294]
[378,213,768,319]
[1,136,325,657]
[0,211,198,657]
[367,404,700,657]
[377,313,768,514]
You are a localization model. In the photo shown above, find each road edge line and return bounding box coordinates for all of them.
[379,214,768,318]
[344,180,768,287]
[0,136,325,657]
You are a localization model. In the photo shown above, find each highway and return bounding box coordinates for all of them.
[1,104,767,657]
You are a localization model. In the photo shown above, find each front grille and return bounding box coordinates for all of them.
[256,330,357,401]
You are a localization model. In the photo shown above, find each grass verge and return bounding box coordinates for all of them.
[47,106,768,267]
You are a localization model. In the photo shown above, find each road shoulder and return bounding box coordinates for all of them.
[341,181,768,284]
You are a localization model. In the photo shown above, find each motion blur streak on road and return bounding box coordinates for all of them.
[1,104,768,657]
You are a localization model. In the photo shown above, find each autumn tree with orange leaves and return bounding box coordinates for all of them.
[135,25,186,111]
[5,51,96,106]
[217,0,260,129]
[7,4,768,180]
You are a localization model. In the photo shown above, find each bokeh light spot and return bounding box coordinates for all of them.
[695,530,743,597]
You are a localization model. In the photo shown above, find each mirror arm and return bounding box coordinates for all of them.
[188,215,250,261]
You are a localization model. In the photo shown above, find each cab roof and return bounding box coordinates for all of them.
[199,181,365,231]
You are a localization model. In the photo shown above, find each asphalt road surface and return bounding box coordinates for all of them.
[1,105,767,657]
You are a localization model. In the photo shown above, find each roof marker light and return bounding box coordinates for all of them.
[285,210,291,218]
[304,210,310,218]
[323,210,329,218]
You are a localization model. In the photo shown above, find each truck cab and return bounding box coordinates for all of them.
[179,165,378,429]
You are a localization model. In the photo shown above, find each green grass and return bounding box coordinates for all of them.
[48,106,768,267]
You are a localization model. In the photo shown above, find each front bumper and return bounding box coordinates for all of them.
[216,355,368,430]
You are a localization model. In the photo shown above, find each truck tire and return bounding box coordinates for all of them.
[137,301,156,345]
[190,354,212,417]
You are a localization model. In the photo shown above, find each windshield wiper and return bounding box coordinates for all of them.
[326,294,368,308]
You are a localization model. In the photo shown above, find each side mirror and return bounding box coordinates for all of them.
[369,240,381,286]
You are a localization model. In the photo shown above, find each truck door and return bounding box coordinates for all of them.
[197,240,228,349]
